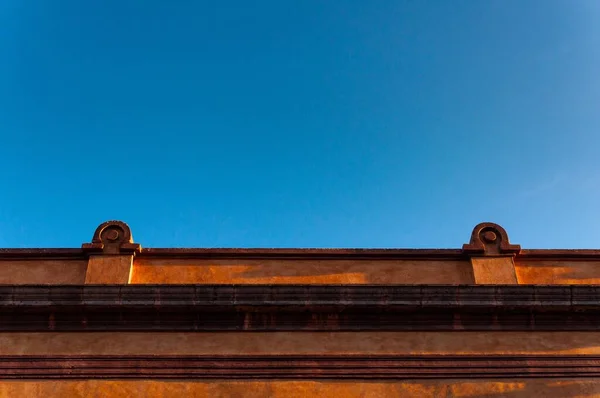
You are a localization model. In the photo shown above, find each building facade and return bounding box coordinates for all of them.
[1,221,600,397]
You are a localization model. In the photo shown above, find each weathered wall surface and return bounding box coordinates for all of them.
[3,257,600,285]
[3,332,600,355]
[2,379,600,398]
[3,222,600,397]
[0,260,87,284]
[516,260,600,284]
[130,258,473,284]
[4,221,600,285]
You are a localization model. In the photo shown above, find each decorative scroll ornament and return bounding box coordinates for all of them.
[462,222,520,256]
[82,220,141,255]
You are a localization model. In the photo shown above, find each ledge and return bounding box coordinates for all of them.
[3,247,600,261]
[2,355,600,379]
[1,285,600,331]
[139,248,466,260]
[0,249,86,260]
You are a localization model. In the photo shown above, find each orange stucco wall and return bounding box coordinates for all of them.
[515,260,600,284]
[0,260,87,284]
[2,379,600,398]
[3,332,600,397]
[3,332,600,356]
[471,257,517,284]
[4,257,600,285]
[130,258,474,284]
[5,255,600,286]
[4,223,600,397]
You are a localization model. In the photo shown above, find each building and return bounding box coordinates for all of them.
[1,220,600,397]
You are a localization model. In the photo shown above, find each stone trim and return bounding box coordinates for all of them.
[1,355,600,379]
[1,285,600,331]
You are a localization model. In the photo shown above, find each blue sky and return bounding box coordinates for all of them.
[1,1,599,249]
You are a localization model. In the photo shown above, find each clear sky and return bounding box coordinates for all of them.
[1,1,599,249]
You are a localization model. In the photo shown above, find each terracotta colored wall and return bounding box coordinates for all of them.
[0,260,87,284]
[2,379,600,398]
[471,257,517,284]
[3,332,600,355]
[85,255,132,284]
[6,257,600,286]
[130,258,473,284]
[516,260,600,284]
[5,256,600,286]
[133,257,600,285]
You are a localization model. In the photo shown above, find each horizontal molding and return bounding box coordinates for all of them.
[3,247,600,260]
[139,248,466,260]
[1,284,594,307]
[0,248,85,260]
[518,249,600,261]
[1,285,600,331]
[2,355,600,379]
[0,248,466,260]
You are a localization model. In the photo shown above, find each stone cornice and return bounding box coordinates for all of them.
[1,354,600,379]
[1,285,600,331]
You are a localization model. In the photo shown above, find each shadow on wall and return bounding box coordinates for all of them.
[0,261,88,284]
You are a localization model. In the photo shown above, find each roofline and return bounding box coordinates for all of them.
[1,247,600,261]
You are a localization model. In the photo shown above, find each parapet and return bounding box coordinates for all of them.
[0,221,599,285]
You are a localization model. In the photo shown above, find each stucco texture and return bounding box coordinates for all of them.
[0,260,86,284]
[3,332,600,355]
[2,379,600,398]
[516,260,600,284]
[130,258,473,284]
